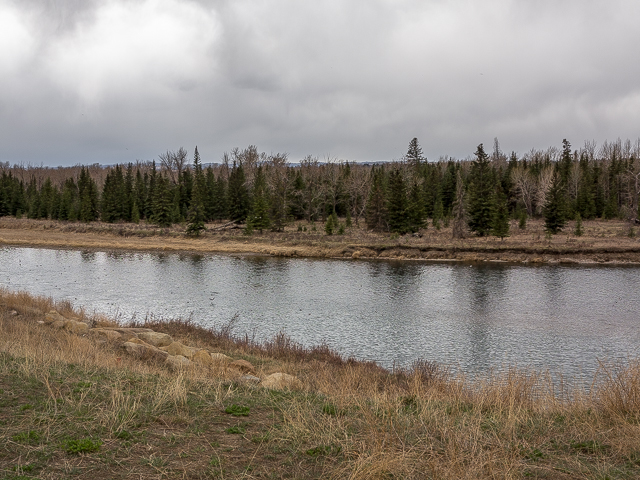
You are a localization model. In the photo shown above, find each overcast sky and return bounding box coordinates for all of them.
[2,0,639,167]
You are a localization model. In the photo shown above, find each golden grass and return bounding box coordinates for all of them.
[3,288,640,478]
[2,216,640,264]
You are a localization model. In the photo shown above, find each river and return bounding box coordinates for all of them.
[2,246,639,384]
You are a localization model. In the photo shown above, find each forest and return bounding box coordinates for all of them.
[1,138,640,238]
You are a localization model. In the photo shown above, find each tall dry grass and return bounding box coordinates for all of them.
[3,288,640,478]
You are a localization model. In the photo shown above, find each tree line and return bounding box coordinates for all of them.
[1,138,640,237]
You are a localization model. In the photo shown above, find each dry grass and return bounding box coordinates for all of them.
[3,289,640,478]
[2,216,640,264]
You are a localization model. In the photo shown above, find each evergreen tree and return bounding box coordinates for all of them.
[151,175,173,227]
[186,147,206,236]
[405,137,424,169]
[246,166,271,233]
[133,169,147,220]
[145,162,157,220]
[287,170,306,220]
[123,163,134,221]
[386,168,410,234]
[518,211,527,230]
[227,162,250,222]
[324,211,336,235]
[543,173,566,234]
[78,167,99,222]
[467,144,495,236]
[131,201,140,224]
[558,139,573,186]
[212,175,228,220]
[576,153,596,219]
[492,187,510,240]
[407,181,426,232]
[365,167,387,231]
[59,178,78,221]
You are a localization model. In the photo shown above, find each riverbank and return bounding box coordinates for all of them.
[2,289,640,479]
[2,217,640,264]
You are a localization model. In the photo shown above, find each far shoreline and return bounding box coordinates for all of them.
[2,217,640,265]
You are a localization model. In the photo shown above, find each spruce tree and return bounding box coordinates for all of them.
[151,175,173,227]
[405,137,424,169]
[386,168,410,234]
[227,162,250,222]
[467,144,495,236]
[407,181,426,232]
[186,147,206,236]
[365,167,387,231]
[246,166,271,233]
[543,173,566,234]
[492,187,510,240]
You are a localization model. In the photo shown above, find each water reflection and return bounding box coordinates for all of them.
[2,246,640,386]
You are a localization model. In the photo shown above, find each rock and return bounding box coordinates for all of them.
[125,337,154,347]
[239,374,261,384]
[123,341,146,357]
[89,328,123,342]
[8,310,18,316]
[261,373,302,391]
[137,331,173,347]
[191,349,213,365]
[165,355,191,370]
[64,320,89,335]
[210,352,232,363]
[44,310,66,324]
[162,341,197,359]
[51,319,66,329]
[123,341,169,361]
[95,327,154,336]
[229,359,256,375]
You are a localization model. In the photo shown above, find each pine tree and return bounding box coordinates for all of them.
[365,167,387,231]
[151,175,173,227]
[387,168,410,234]
[405,137,424,169]
[518,211,527,230]
[467,144,495,236]
[186,147,206,236]
[492,187,510,240]
[324,211,335,235]
[227,162,249,222]
[246,166,271,233]
[407,181,426,232]
[543,173,566,234]
[131,201,141,224]
[78,166,98,222]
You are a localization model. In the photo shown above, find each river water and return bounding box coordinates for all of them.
[2,246,639,383]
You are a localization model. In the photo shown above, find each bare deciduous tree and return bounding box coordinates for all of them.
[511,165,536,216]
[159,147,188,184]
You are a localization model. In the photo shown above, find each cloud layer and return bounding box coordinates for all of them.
[2,0,640,166]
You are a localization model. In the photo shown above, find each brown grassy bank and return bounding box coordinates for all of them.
[3,289,640,479]
[2,217,640,264]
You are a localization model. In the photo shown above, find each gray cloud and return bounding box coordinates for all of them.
[1,0,639,166]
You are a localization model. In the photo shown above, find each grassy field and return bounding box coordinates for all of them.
[1,217,640,264]
[3,289,640,479]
